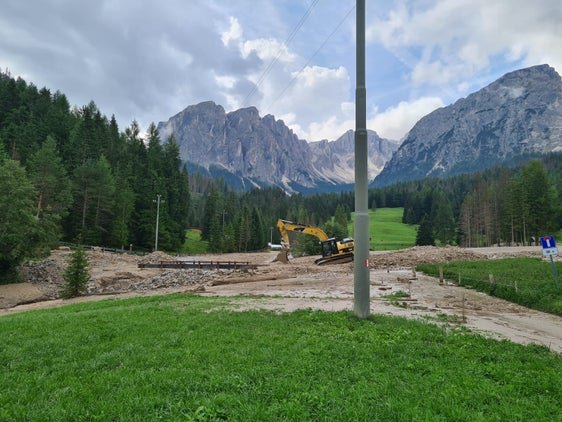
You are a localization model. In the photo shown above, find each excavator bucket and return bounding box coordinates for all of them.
[275,249,289,264]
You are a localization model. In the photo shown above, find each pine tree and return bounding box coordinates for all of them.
[430,190,456,245]
[415,215,435,246]
[71,155,116,244]
[111,172,135,249]
[27,136,72,253]
[0,156,37,280]
[61,247,90,298]
[332,204,349,238]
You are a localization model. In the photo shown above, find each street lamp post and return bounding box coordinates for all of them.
[221,210,228,253]
[354,0,370,318]
[153,194,164,251]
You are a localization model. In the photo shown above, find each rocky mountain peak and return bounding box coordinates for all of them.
[157,102,397,193]
[374,64,562,187]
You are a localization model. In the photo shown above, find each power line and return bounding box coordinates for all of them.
[266,4,355,111]
[242,0,320,107]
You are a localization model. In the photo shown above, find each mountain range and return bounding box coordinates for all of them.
[374,64,562,186]
[157,102,398,193]
[158,64,562,193]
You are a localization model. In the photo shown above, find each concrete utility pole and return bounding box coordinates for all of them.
[354,0,370,318]
[153,194,163,251]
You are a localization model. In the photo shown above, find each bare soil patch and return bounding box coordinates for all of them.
[2,245,560,353]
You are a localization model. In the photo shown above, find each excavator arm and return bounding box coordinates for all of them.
[275,219,354,265]
[277,219,329,246]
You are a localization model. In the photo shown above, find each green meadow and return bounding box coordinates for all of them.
[182,229,208,254]
[351,208,418,250]
[418,257,562,316]
[1,295,561,421]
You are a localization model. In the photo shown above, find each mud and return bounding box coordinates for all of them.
[1,246,560,353]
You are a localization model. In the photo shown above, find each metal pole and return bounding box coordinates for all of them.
[354,0,370,318]
[154,194,161,251]
[549,255,560,292]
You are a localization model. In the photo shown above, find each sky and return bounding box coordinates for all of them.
[1,0,561,142]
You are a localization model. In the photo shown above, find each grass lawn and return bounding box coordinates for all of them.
[417,258,562,316]
[182,229,208,254]
[351,208,418,250]
[1,295,561,420]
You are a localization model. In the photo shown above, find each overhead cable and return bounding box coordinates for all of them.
[242,0,320,106]
[267,4,355,110]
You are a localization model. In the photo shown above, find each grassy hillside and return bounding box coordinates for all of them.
[182,229,208,254]
[418,257,562,316]
[351,208,418,250]
[1,295,560,420]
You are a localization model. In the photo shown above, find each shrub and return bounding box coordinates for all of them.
[61,247,90,298]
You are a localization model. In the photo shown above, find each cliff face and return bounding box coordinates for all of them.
[374,64,562,187]
[158,102,397,193]
[309,130,398,184]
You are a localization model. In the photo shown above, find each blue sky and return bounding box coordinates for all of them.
[1,0,560,142]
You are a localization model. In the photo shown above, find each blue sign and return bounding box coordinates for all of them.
[540,235,558,257]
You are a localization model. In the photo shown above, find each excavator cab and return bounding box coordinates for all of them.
[320,239,339,257]
[315,238,354,265]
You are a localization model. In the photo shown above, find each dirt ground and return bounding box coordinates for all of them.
[1,245,561,353]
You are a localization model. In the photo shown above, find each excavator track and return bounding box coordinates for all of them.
[314,252,354,266]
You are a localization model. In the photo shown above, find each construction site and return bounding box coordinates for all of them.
[1,244,561,353]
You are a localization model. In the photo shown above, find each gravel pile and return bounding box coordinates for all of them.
[19,255,70,299]
[139,251,176,264]
[131,270,214,291]
[369,246,486,269]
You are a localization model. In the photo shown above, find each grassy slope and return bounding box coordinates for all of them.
[351,208,418,250]
[418,258,562,316]
[1,295,561,421]
[182,229,208,254]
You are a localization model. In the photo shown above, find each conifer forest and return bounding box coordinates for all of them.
[1,71,561,280]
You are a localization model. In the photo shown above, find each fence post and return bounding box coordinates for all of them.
[439,266,444,285]
[549,255,561,292]
[461,293,466,323]
[488,273,495,294]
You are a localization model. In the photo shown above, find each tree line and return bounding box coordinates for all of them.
[0,71,189,279]
[2,70,561,280]
[195,185,353,254]
[371,157,562,247]
[0,71,354,279]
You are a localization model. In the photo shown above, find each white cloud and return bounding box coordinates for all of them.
[369,97,444,140]
[266,66,352,142]
[214,74,237,89]
[241,38,296,62]
[291,65,348,88]
[411,61,456,86]
[305,116,354,142]
[221,16,243,47]
[3,0,561,146]
[286,95,444,142]
[369,0,562,86]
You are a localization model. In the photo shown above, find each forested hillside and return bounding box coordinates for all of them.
[0,71,192,278]
[2,70,562,281]
[0,72,355,280]
[370,157,562,246]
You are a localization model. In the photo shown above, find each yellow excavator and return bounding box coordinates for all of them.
[275,219,354,265]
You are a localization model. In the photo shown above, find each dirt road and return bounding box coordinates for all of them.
[1,246,561,353]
